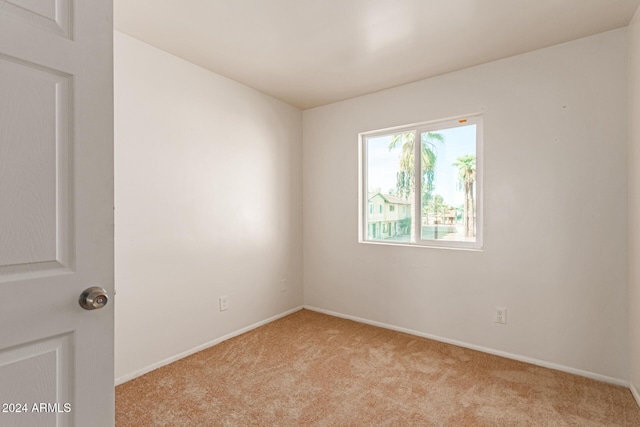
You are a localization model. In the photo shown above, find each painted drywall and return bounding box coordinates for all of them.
[303,29,629,381]
[114,32,303,382]
[629,6,640,402]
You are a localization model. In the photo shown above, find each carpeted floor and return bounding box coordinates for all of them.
[116,309,640,426]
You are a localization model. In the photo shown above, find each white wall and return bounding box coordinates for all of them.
[629,6,640,401]
[303,29,629,381]
[114,32,303,382]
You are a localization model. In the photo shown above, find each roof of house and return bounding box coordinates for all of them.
[368,192,411,205]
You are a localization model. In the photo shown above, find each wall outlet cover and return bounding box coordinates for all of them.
[495,307,507,324]
[219,296,229,312]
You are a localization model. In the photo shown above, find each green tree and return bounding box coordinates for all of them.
[389,132,443,200]
[424,194,444,223]
[453,154,476,237]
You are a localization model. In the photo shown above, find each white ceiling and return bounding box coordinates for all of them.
[114,0,640,110]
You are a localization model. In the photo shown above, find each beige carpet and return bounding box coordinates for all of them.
[116,309,640,426]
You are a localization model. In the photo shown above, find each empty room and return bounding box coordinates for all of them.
[2,0,640,426]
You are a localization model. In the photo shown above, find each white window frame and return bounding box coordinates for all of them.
[358,114,483,250]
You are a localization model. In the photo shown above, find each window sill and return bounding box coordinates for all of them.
[359,239,483,251]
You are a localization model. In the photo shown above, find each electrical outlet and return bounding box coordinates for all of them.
[219,296,229,312]
[280,279,287,293]
[495,307,506,324]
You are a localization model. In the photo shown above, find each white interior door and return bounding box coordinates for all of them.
[0,1,114,426]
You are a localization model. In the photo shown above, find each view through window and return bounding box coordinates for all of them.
[361,116,482,249]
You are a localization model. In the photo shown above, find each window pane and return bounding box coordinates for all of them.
[365,133,415,242]
[420,125,476,242]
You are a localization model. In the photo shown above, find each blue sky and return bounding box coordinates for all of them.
[366,124,476,206]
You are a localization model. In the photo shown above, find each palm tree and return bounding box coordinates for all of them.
[453,154,476,237]
[389,132,442,200]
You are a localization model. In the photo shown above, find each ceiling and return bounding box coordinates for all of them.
[114,0,640,110]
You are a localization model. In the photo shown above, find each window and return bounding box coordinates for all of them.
[360,115,482,249]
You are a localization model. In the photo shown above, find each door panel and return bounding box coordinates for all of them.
[0,333,72,427]
[0,0,71,38]
[0,0,114,426]
[0,56,72,274]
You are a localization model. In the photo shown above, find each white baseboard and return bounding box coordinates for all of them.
[115,305,304,386]
[304,305,628,387]
[631,382,640,408]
